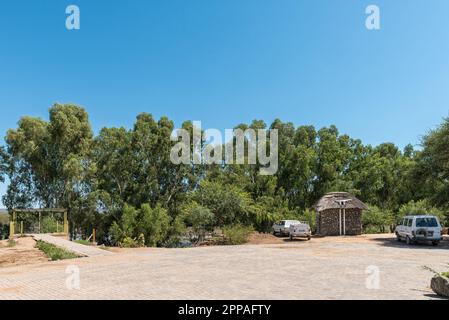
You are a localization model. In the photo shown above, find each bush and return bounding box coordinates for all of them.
[363,205,394,234]
[222,224,253,245]
[300,209,317,233]
[108,203,170,247]
[398,200,445,225]
[36,240,79,261]
[182,202,215,243]
[42,216,61,233]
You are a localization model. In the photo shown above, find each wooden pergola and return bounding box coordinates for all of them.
[9,208,68,239]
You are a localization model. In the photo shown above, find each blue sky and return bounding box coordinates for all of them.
[1,0,449,203]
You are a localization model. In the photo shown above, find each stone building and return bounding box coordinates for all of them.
[314,192,368,236]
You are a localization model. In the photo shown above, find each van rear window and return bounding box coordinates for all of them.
[415,218,438,228]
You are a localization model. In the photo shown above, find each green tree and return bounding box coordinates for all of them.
[182,202,215,243]
[362,205,394,234]
[398,200,445,226]
[3,104,94,238]
[413,118,449,209]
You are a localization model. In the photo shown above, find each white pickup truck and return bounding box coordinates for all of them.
[289,222,311,241]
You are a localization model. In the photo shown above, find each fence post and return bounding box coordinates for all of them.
[38,212,42,233]
[63,211,68,235]
[93,228,96,244]
[9,210,16,239]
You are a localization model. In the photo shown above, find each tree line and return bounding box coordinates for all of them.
[0,104,447,246]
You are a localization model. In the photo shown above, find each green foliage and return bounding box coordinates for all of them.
[36,240,79,261]
[362,205,394,234]
[191,180,257,226]
[222,224,253,245]
[73,239,91,245]
[3,104,94,237]
[3,106,449,245]
[414,118,449,209]
[182,202,215,243]
[398,200,445,225]
[300,209,317,233]
[109,203,171,247]
[41,215,62,233]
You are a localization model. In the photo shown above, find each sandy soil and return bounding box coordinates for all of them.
[247,232,286,244]
[0,237,48,267]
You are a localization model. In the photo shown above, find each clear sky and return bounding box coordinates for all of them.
[1,0,449,203]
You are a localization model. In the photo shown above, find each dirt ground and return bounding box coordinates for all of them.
[0,236,48,267]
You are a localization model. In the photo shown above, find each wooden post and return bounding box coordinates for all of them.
[339,208,342,236]
[38,212,42,234]
[9,210,16,239]
[56,221,59,233]
[63,211,68,235]
[20,221,24,235]
[93,228,96,244]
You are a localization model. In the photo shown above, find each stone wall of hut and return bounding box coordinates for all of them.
[316,208,362,236]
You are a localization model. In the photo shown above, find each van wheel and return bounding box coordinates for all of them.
[289,235,293,241]
[396,233,401,242]
[432,241,439,246]
[406,236,412,245]
[307,236,311,241]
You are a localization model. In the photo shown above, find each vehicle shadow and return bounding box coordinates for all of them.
[370,235,449,250]
[282,237,311,243]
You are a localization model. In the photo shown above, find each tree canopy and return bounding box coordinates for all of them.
[1,104,448,244]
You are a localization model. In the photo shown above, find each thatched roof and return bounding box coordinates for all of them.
[314,192,368,212]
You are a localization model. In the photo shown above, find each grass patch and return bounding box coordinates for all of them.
[441,271,449,278]
[73,239,91,245]
[36,240,80,261]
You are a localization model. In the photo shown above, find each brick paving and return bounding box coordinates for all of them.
[0,234,448,300]
[31,234,114,257]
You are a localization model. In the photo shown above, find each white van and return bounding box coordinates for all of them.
[395,215,442,246]
[272,220,301,236]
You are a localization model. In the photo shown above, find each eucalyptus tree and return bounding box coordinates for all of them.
[3,104,94,236]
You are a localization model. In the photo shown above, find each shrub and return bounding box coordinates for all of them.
[363,205,394,234]
[42,216,59,233]
[121,236,139,248]
[300,209,316,233]
[108,203,170,247]
[36,240,79,261]
[182,202,215,243]
[222,224,253,245]
[398,200,445,225]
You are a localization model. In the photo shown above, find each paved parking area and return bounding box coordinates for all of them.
[0,234,448,300]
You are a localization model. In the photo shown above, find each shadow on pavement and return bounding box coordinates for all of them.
[370,235,449,250]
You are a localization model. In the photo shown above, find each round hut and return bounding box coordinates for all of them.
[314,192,368,236]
